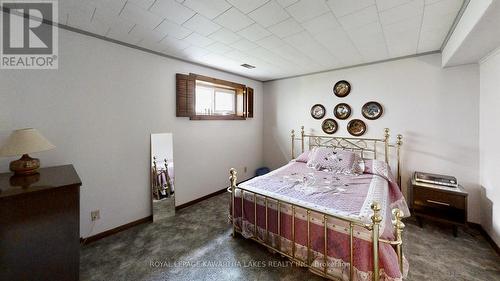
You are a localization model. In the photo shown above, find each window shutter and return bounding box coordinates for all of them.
[246,87,254,118]
[176,73,195,117]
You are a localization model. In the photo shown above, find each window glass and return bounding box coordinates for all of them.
[214,89,235,115]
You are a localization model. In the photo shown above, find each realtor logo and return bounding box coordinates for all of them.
[0,0,58,69]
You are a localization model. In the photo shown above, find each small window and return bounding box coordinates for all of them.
[176,73,253,120]
[195,82,236,115]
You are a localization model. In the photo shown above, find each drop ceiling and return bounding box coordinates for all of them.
[59,0,464,81]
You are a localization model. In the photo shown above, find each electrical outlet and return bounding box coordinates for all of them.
[91,210,100,221]
[244,166,247,173]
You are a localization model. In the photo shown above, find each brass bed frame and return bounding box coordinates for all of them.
[228,127,405,281]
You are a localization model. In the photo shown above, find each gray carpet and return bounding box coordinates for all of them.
[80,193,500,281]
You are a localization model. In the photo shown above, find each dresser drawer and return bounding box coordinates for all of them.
[413,186,466,210]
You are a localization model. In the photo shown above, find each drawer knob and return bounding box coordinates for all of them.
[427,199,450,206]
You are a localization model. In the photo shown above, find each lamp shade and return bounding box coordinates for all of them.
[0,128,55,157]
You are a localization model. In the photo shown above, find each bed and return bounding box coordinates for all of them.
[228,127,409,281]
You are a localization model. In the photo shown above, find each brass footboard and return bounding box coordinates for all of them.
[228,168,405,281]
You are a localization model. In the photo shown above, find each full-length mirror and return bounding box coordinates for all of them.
[151,133,175,221]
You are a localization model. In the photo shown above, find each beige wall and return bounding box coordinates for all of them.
[479,48,500,245]
[0,28,264,238]
[262,53,481,223]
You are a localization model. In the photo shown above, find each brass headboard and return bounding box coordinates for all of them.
[291,126,403,187]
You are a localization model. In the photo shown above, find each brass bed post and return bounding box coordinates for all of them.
[392,209,405,274]
[384,128,390,163]
[230,168,237,237]
[371,202,382,281]
[291,129,295,159]
[300,126,305,154]
[396,134,403,188]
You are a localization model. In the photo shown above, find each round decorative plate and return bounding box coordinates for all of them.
[347,119,366,136]
[322,118,338,134]
[334,103,351,119]
[310,104,326,119]
[333,80,351,97]
[362,101,383,120]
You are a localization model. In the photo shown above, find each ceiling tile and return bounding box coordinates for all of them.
[208,28,242,44]
[181,45,210,59]
[424,0,462,18]
[249,1,289,27]
[268,17,303,38]
[276,0,299,7]
[302,12,340,35]
[214,8,254,32]
[421,9,456,32]
[286,0,330,22]
[227,0,270,14]
[284,31,339,67]
[130,24,166,42]
[160,35,191,50]
[88,0,127,15]
[93,10,135,34]
[183,32,214,47]
[57,0,464,80]
[127,0,155,10]
[72,16,110,36]
[149,0,196,25]
[348,23,389,60]
[231,38,259,51]
[138,38,167,52]
[120,2,163,29]
[155,19,192,39]
[238,24,272,41]
[106,26,144,44]
[418,27,448,52]
[182,0,231,19]
[205,42,233,54]
[379,0,423,26]
[313,28,364,65]
[182,14,221,36]
[326,0,375,17]
[255,35,285,50]
[337,5,378,30]
[376,0,412,11]
[383,15,421,34]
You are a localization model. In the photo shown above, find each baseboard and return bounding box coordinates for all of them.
[80,215,153,245]
[175,176,255,211]
[175,187,227,211]
[467,222,500,256]
[80,176,256,244]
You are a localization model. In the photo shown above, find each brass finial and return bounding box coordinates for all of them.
[392,208,405,229]
[384,128,390,139]
[291,129,295,138]
[371,202,383,224]
[396,134,403,146]
[229,168,237,187]
[301,126,304,135]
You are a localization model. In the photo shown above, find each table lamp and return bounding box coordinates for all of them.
[0,128,55,175]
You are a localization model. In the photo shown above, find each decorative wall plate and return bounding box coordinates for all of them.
[333,80,351,97]
[362,101,383,120]
[310,104,326,119]
[322,118,338,134]
[334,103,351,119]
[347,119,366,136]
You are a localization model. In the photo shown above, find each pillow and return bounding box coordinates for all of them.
[294,149,314,163]
[306,147,364,174]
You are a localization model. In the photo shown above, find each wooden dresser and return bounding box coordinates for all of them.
[411,178,468,237]
[0,165,82,281]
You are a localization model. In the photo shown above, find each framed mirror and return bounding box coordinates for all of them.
[151,133,175,221]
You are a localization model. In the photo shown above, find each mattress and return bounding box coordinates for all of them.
[231,160,409,281]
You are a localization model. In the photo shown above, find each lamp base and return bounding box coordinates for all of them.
[10,154,40,175]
